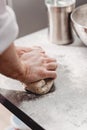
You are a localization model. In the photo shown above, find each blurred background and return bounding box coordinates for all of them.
[6,0,87,37]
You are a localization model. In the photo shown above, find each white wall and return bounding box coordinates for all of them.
[12,0,47,37]
[12,0,87,37]
[76,0,87,6]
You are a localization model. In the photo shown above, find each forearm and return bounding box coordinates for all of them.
[0,43,25,82]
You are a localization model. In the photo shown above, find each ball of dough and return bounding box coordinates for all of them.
[24,79,54,95]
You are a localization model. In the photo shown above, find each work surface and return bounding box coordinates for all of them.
[0,29,87,130]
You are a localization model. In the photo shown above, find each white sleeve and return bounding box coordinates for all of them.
[0,0,19,54]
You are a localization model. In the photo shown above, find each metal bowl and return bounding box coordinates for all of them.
[71,4,87,46]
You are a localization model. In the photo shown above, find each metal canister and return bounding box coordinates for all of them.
[45,0,76,45]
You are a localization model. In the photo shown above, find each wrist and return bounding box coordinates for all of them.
[15,61,27,83]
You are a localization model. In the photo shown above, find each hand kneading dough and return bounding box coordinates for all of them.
[25,79,54,95]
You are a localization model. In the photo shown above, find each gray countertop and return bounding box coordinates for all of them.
[0,29,87,130]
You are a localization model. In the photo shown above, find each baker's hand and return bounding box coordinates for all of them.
[16,46,45,58]
[20,49,58,83]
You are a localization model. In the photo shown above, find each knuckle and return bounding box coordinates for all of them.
[39,69,46,77]
[40,57,44,62]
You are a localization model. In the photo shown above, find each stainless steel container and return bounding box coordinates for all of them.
[46,0,76,45]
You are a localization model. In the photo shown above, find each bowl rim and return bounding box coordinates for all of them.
[71,4,87,29]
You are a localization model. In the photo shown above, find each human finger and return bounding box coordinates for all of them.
[44,70,57,79]
[43,57,57,63]
[46,62,58,70]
